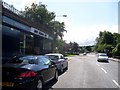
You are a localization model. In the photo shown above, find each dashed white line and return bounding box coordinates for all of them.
[96,63,100,66]
[101,68,107,74]
[112,80,120,88]
[96,63,119,88]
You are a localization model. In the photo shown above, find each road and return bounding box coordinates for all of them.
[44,53,119,89]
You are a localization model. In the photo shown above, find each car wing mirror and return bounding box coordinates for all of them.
[29,60,34,64]
[64,57,68,60]
[50,61,55,65]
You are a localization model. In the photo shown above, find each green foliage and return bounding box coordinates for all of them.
[23,2,67,52]
[113,33,120,47]
[54,40,66,54]
[96,31,114,45]
[85,46,92,52]
[23,2,55,25]
[52,21,66,40]
[112,43,120,56]
[95,31,120,56]
[72,42,79,52]
[52,21,66,52]
[68,42,80,54]
[95,44,104,52]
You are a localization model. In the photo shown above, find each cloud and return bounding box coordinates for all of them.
[41,0,119,3]
[63,23,118,46]
[3,0,36,11]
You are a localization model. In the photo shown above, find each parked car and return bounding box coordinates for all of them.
[97,53,109,62]
[45,53,68,73]
[83,52,87,55]
[2,55,58,90]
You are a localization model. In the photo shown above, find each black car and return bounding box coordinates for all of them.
[2,55,58,90]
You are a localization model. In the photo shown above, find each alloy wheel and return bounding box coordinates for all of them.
[55,70,58,81]
[37,79,42,90]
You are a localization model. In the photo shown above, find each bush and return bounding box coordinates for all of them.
[112,43,120,56]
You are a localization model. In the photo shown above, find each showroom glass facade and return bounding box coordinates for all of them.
[2,15,52,63]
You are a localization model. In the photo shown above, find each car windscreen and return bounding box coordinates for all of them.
[47,55,59,60]
[99,54,107,56]
[7,56,35,64]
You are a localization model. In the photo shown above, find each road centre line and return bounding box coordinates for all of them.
[112,80,120,88]
[101,68,107,74]
[96,63,100,66]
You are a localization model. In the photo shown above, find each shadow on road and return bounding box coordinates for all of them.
[43,79,57,90]
[97,61,109,63]
[43,69,68,90]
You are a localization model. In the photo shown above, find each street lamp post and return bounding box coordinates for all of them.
[53,14,67,52]
[54,15,67,22]
[56,15,67,17]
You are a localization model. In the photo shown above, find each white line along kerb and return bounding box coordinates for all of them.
[112,80,120,88]
[101,68,107,74]
[96,63,100,66]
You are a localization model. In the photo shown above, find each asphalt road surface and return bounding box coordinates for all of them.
[44,53,120,89]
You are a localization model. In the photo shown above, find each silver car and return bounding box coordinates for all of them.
[45,53,68,73]
[97,53,109,62]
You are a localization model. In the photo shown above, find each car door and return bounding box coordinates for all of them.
[38,57,55,83]
[60,55,67,69]
[46,58,56,79]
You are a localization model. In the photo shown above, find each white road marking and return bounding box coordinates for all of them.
[112,80,120,88]
[101,68,107,74]
[96,63,100,66]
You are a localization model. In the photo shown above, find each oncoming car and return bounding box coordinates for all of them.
[97,53,109,62]
[2,55,58,90]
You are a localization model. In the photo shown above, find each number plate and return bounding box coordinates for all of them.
[0,82,14,87]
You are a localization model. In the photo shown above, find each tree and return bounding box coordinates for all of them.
[113,33,120,47]
[23,2,67,52]
[23,2,66,40]
[95,31,114,53]
[55,40,66,54]
[72,42,79,53]
[95,31,120,57]
[85,46,92,52]
[50,21,67,52]
[23,3,55,25]
[112,43,120,56]
[49,21,66,40]
[64,42,80,54]
[96,31,114,45]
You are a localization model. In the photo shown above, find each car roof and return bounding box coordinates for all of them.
[45,53,63,56]
[98,53,107,55]
[13,55,46,59]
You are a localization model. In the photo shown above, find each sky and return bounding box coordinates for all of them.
[3,0,119,46]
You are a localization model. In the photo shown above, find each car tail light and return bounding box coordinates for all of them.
[17,71,36,78]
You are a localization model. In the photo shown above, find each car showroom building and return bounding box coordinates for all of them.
[2,2,53,63]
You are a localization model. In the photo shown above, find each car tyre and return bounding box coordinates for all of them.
[36,79,43,90]
[66,63,68,70]
[66,66,68,70]
[60,67,64,73]
[97,59,100,62]
[54,70,58,81]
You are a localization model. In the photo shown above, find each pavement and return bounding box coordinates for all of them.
[65,56,77,61]
[109,57,120,63]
